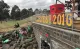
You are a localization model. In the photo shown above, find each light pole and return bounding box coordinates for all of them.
[71,0,75,31]
[56,0,57,4]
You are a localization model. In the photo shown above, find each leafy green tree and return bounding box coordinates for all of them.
[21,8,28,19]
[28,8,34,16]
[0,0,10,21]
[11,5,20,20]
[43,9,50,15]
[3,9,10,19]
[34,9,41,14]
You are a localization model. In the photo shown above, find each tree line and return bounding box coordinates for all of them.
[0,0,50,21]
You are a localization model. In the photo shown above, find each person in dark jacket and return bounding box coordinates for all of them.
[14,23,20,28]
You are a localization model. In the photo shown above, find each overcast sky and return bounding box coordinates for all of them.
[4,0,65,10]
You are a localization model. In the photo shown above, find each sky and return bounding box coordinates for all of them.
[3,0,65,10]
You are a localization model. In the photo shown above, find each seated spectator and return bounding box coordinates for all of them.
[27,25,33,34]
[14,23,20,28]
[19,27,27,36]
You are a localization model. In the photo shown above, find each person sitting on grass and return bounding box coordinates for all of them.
[27,25,33,37]
[14,23,20,28]
[19,27,27,35]
[27,25,33,34]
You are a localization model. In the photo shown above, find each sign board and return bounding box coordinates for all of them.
[50,4,65,15]
[36,13,73,27]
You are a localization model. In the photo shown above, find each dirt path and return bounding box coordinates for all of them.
[0,22,32,33]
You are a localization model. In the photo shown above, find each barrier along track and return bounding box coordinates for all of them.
[32,22,80,49]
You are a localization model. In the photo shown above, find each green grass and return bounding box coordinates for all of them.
[0,16,36,32]
[0,17,31,29]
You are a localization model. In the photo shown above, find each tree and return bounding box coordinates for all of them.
[3,9,10,19]
[11,5,20,20]
[21,8,28,19]
[34,9,39,14]
[28,8,34,16]
[0,0,10,21]
[43,9,50,15]
[34,9,43,14]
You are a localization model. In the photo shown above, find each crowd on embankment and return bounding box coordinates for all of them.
[0,25,38,49]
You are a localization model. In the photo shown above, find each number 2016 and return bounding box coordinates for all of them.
[51,13,72,26]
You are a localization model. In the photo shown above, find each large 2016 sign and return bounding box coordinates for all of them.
[36,13,73,27]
